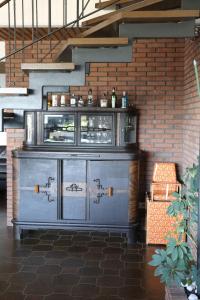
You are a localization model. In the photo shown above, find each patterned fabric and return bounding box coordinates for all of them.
[151,163,181,201]
[153,163,177,183]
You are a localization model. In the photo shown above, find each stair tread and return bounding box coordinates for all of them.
[21,63,75,71]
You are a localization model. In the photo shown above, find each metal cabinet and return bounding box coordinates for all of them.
[18,159,58,222]
[88,160,129,225]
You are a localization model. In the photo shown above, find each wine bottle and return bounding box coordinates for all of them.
[111,87,117,108]
[87,89,93,107]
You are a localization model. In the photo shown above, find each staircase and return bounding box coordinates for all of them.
[0,0,199,130]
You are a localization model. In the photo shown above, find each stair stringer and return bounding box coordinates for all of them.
[119,20,195,38]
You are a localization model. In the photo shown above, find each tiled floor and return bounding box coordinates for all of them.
[0,192,165,300]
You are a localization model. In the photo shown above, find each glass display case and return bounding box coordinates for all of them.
[43,113,75,144]
[24,108,137,148]
[79,114,114,145]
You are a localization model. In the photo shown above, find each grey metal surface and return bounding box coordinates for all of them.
[13,149,139,160]
[182,0,200,8]
[19,159,58,222]
[88,160,129,225]
[62,160,87,220]
[119,21,195,38]
[72,45,132,63]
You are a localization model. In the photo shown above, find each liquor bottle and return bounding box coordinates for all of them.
[121,91,128,108]
[100,93,108,108]
[47,95,52,108]
[87,89,94,106]
[78,95,84,107]
[111,87,117,108]
[70,93,77,107]
[60,95,66,107]
[52,94,58,107]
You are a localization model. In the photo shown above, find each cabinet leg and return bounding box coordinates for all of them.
[127,225,137,244]
[13,225,22,240]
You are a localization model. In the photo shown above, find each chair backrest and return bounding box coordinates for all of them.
[152,163,177,183]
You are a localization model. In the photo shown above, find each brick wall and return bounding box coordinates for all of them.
[5,38,186,224]
[183,37,200,169]
[6,129,24,226]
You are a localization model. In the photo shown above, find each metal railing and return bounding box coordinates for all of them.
[0,0,115,62]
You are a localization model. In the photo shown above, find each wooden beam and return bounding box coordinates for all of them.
[81,9,199,38]
[121,10,200,22]
[81,13,123,37]
[95,0,140,9]
[21,63,75,71]
[54,37,128,62]
[83,0,168,26]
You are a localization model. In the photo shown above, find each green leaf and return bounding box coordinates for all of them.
[172,248,178,262]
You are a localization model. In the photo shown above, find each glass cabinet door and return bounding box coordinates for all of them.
[43,114,75,144]
[79,114,114,145]
[120,114,137,146]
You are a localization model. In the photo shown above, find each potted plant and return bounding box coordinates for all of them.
[149,160,199,299]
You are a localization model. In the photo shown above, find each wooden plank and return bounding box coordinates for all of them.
[21,63,75,71]
[54,37,128,62]
[95,0,140,9]
[83,0,167,26]
[121,9,200,22]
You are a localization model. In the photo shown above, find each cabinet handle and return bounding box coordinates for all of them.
[33,177,55,202]
[106,187,113,197]
[34,185,39,193]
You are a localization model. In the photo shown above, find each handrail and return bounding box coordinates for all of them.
[0,0,117,62]
[0,0,11,9]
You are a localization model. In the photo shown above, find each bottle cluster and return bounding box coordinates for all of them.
[48,88,129,109]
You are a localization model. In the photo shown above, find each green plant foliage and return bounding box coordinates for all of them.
[149,160,199,286]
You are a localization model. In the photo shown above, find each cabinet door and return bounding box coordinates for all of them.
[62,160,87,221]
[88,161,129,225]
[19,159,57,222]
